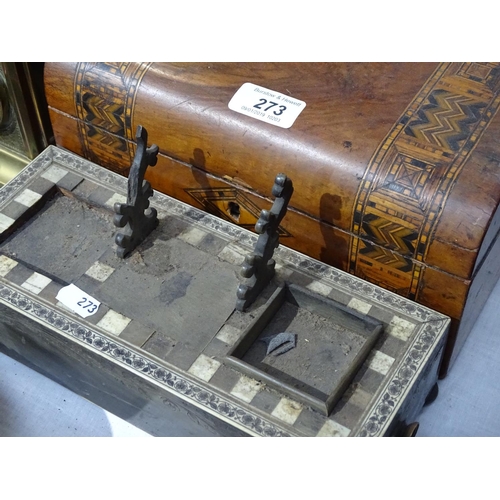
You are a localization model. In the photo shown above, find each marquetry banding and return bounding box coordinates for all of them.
[75,62,153,164]
[348,62,500,301]
[85,261,116,282]
[96,310,132,335]
[21,272,52,295]
[271,397,303,425]
[188,354,221,382]
[230,376,262,403]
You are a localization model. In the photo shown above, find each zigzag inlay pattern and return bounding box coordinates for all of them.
[82,94,125,135]
[359,243,413,273]
[85,125,127,151]
[404,89,487,152]
[349,62,500,301]
[75,62,152,171]
[362,214,418,255]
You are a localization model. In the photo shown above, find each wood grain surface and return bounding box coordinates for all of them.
[44,62,500,375]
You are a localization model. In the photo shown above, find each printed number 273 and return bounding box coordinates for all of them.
[253,99,286,115]
[77,297,98,313]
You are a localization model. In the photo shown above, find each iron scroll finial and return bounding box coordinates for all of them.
[113,125,159,258]
[236,173,294,311]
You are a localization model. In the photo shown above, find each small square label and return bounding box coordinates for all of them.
[56,284,101,318]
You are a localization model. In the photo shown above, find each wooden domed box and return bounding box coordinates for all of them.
[44,62,500,376]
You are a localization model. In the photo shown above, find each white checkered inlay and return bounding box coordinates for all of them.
[215,324,241,345]
[0,255,18,277]
[178,227,207,247]
[188,354,221,382]
[85,261,115,282]
[387,316,415,341]
[104,193,127,209]
[306,281,333,296]
[348,297,372,314]
[217,244,246,266]
[21,272,52,295]
[41,165,68,184]
[96,310,131,335]
[348,386,373,408]
[317,419,350,437]
[14,189,42,208]
[271,397,303,425]
[0,213,15,233]
[230,376,262,403]
[367,350,395,376]
[275,262,293,279]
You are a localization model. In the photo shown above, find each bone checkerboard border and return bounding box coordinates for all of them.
[0,147,450,436]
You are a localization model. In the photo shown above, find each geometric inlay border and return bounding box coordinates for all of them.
[74,62,153,173]
[0,147,451,436]
[0,282,290,437]
[349,62,500,300]
[185,186,292,237]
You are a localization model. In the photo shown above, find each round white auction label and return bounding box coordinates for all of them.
[228,82,306,129]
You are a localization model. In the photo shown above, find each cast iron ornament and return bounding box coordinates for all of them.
[113,125,159,258]
[236,173,294,311]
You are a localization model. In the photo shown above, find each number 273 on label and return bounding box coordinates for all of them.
[228,83,306,129]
